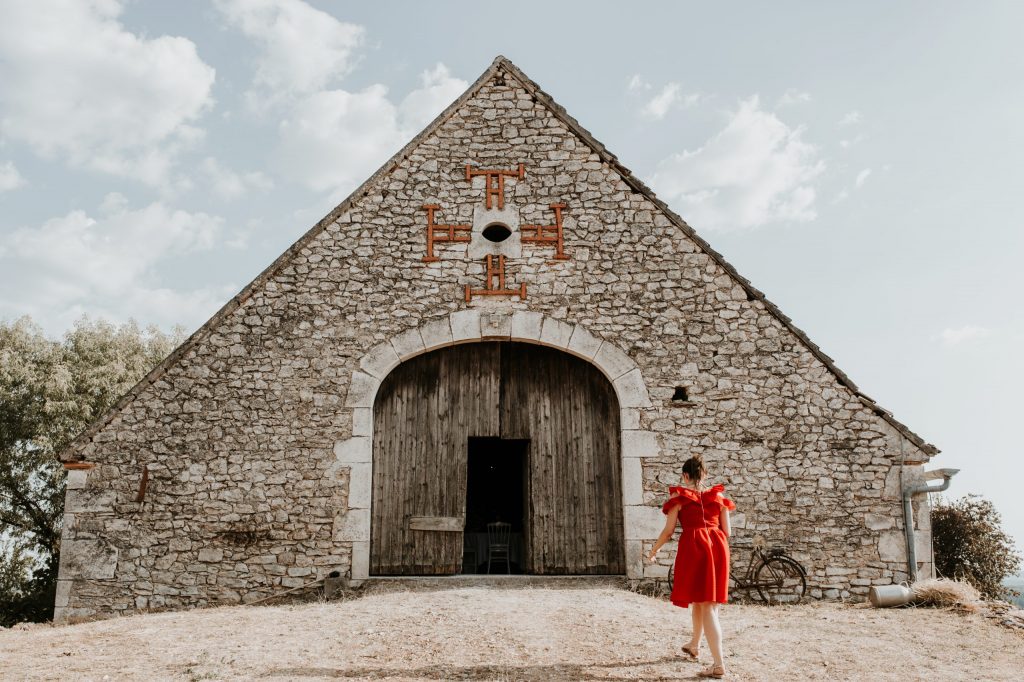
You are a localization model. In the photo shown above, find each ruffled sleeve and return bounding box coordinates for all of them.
[706,484,737,511]
[661,494,683,515]
[661,486,697,514]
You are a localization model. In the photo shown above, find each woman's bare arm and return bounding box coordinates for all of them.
[646,507,678,561]
[719,508,731,537]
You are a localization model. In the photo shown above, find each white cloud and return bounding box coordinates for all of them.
[648,96,826,230]
[216,1,466,196]
[839,110,863,126]
[200,157,273,200]
[940,326,993,346]
[833,168,874,203]
[628,74,650,91]
[639,82,703,120]
[0,0,215,186]
[0,161,24,191]
[397,64,469,132]
[0,196,231,333]
[777,89,812,107]
[278,85,404,194]
[838,135,867,150]
[277,63,467,194]
[215,0,364,109]
[643,83,681,120]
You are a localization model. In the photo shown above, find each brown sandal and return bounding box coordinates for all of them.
[697,664,725,678]
[681,644,699,659]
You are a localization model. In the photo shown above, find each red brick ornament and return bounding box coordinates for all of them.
[522,203,569,260]
[464,255,527,302]
[421,164,569,301]
[465,163,525,210]
[421,204,471,262]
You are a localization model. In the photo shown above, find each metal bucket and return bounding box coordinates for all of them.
[869,584,914,607]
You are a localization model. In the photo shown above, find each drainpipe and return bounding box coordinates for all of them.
[902,468,959,582]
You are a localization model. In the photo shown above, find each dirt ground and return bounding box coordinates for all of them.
[1,585,1021,681]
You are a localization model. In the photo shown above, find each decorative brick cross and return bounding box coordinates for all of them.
[421,204,471,262]
[464,255,527,302]
[421,163,570,301]
[465,163,525,210]
[522,203,569,260]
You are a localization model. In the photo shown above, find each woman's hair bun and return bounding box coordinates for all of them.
[681,453,707,481]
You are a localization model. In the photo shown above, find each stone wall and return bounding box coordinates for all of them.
[55,60,934,622]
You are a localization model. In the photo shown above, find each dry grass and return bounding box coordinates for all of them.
[911,578,982,609]
[1,586,1021,681]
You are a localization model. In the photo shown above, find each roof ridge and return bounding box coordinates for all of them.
[60,55,937,461]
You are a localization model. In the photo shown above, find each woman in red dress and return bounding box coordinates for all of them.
[648,454,735,678]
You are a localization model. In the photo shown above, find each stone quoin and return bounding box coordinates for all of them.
[53,56,939,622]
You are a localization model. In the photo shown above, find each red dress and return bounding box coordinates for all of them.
[661,484,736,608]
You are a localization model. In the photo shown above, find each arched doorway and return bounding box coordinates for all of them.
[370,341,624,575]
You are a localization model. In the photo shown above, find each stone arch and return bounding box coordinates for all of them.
[332,310,662,581]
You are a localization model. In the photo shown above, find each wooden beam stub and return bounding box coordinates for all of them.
[408,516,464,532]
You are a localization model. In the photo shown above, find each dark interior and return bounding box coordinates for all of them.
[463,437,528,573]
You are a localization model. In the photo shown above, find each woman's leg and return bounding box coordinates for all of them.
[700,602,724,670]
[687,602,703,651]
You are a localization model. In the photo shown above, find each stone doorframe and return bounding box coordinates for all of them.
[331,309,666,583]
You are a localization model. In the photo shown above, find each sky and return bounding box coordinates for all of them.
[0,1,1021,556]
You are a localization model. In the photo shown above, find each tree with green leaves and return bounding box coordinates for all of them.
[1,316,182,626]
[932,494,1022,601]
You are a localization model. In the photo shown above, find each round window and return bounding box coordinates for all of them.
[482,223,512,243]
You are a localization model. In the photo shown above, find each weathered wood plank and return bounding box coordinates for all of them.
[409,516,465,531]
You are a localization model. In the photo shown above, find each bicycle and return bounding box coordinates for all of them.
[666,537,807,605]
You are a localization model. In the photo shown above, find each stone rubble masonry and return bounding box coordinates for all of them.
[54,57,937,623]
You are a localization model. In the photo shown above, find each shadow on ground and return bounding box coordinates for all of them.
[262,655,701,680]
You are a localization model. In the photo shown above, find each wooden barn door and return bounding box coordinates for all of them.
[500,344,624,574]
[370,341,624,575]
[370,343,500,575]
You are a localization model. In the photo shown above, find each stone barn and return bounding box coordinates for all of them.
[54,56,940,622]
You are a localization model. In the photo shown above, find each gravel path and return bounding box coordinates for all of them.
[1,585,1020,680]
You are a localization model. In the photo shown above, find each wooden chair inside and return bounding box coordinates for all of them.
[486,521,512,574]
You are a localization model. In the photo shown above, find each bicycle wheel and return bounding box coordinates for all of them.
[755,556,806,605]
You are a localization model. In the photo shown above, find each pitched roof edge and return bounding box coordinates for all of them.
[58,58,507,462]
[494,57,939,458]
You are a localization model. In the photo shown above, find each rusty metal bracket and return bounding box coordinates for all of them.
[135,464,149,503]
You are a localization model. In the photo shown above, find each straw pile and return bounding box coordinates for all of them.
[912,578,982,609]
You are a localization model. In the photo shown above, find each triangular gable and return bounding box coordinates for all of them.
[61,56,937,461]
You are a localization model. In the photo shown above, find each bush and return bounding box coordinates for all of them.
[932,495,1021,600]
